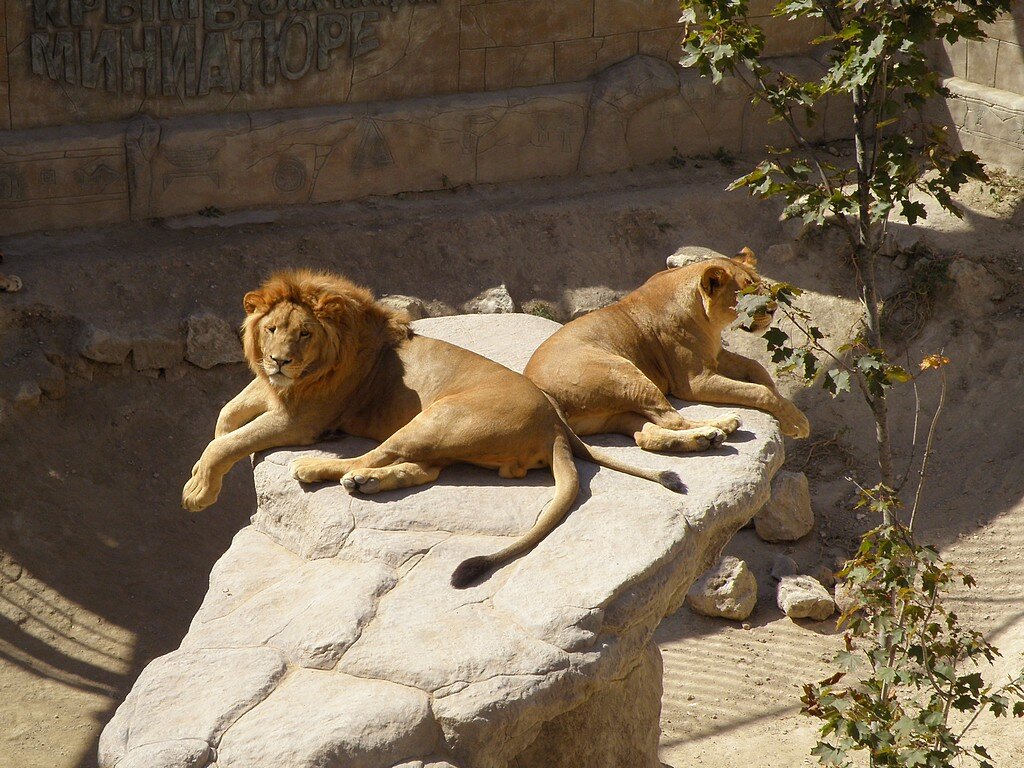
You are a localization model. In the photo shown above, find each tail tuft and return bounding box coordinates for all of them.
[451,556,494,589]
[659,470,686,494]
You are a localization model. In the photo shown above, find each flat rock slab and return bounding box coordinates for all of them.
[100,314,783,768]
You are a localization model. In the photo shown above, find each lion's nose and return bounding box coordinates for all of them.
[270,355,292,367]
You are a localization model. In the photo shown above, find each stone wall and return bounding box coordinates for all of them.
[3,0,686,130]
[0,2,838,234]
[927,7,1024,171]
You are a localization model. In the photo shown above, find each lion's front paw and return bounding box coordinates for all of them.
[342,471,381,494]
[778,404,810,439]
[182,471,221,512]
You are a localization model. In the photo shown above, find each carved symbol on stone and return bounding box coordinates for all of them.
[162,145,221,189]
[353,118,394,170]
[272,156,307,193]
[0,167,27,202]
[73,160,122,192]
[40,169,57,185]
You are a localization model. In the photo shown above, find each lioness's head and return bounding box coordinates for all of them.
[697,248,773,332]
[241,270,409,397]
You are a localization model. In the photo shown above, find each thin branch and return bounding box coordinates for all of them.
[908,366,947,531]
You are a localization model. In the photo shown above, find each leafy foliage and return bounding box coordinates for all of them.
[678,0,1008,239]
[802,512,1024,768]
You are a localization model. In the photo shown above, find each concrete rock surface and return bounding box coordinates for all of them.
[100,314,784,768]
[463,285,517,315]
[686,555,758,621]
[754,470,814,542]
[777,575,835,621]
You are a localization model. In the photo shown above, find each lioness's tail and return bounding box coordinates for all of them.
[563,428,685,493]
[451,429,580,589]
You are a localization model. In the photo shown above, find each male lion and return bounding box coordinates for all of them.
[523,250,810,451]
[182,269,681,588]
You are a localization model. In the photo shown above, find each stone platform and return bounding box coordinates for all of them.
[98,314,783,768]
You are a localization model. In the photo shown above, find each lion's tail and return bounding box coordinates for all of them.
[450,428,580,589]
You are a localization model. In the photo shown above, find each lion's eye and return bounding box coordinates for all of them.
[299,329,311,339]
[266,326,276,334]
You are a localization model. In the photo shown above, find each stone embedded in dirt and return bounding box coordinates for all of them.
[754,470,814,542]
[666,246,726,269]
[14,380,42,407]
[564,286,624,319]
[949,259,1003,317]
[463,285,516,314]
[765,243,797,264]
[832,580,860,615]
[379,295,428,321]
[770,553,799,581]
[99,314,785,768]
[777,575,835,621]
[185,313,245,369]
[131,333,185,371]
[686,555,758,621]
[79,326,132,365]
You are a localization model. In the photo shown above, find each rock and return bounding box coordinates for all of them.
[770,553,799,581]
[949,259,1003,317]
[777,575,835,621]
[463,285,516,314]
[79,326,132,365]
[666,246,727,269]
[100,314,785,768]
[379,295,428,321]
[754,470,814,542]
[131,332,185,371]
[185,312,245,369]
[14,381,42,407]
[765,243,797,264]
[686,556,757,621]
[833,580,861,614]
[812,562,837,589]
[563,286,623,319]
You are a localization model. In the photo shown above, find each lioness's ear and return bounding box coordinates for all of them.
[243,290,270,315]
[700,265,729,297]
[733,247,757,268]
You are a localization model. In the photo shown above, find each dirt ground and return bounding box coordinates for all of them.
[1,163,1022,767]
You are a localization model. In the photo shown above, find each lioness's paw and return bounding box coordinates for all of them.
[342,472,381,494]
[713,414,742,435]
[181,473,220,512]
[695,426,727,450]
[291,458,333,484]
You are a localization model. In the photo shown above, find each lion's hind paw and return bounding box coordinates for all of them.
[342,472,381,494]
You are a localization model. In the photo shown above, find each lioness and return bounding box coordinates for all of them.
[523,250,810,450]
[182,269,680,587]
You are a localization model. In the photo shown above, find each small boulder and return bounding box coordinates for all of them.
[132,333,185,371]
[186,312,245,369]
[15,381,42,407]
[765,243,797,264]
[463,285,516,315]
[379,295,428,321]
[80,326,132,364]
[564,286,622,319]
[686,555,757,621]
[832,580,861,614]
[777,575,835,621]
[769,553,798,581]
[666,246,725,269]
[754,470,814,542]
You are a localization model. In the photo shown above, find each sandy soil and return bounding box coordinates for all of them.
[0,163,1022,767]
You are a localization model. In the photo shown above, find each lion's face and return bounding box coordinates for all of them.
[698,250,773,332]
[252,301,329,390]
